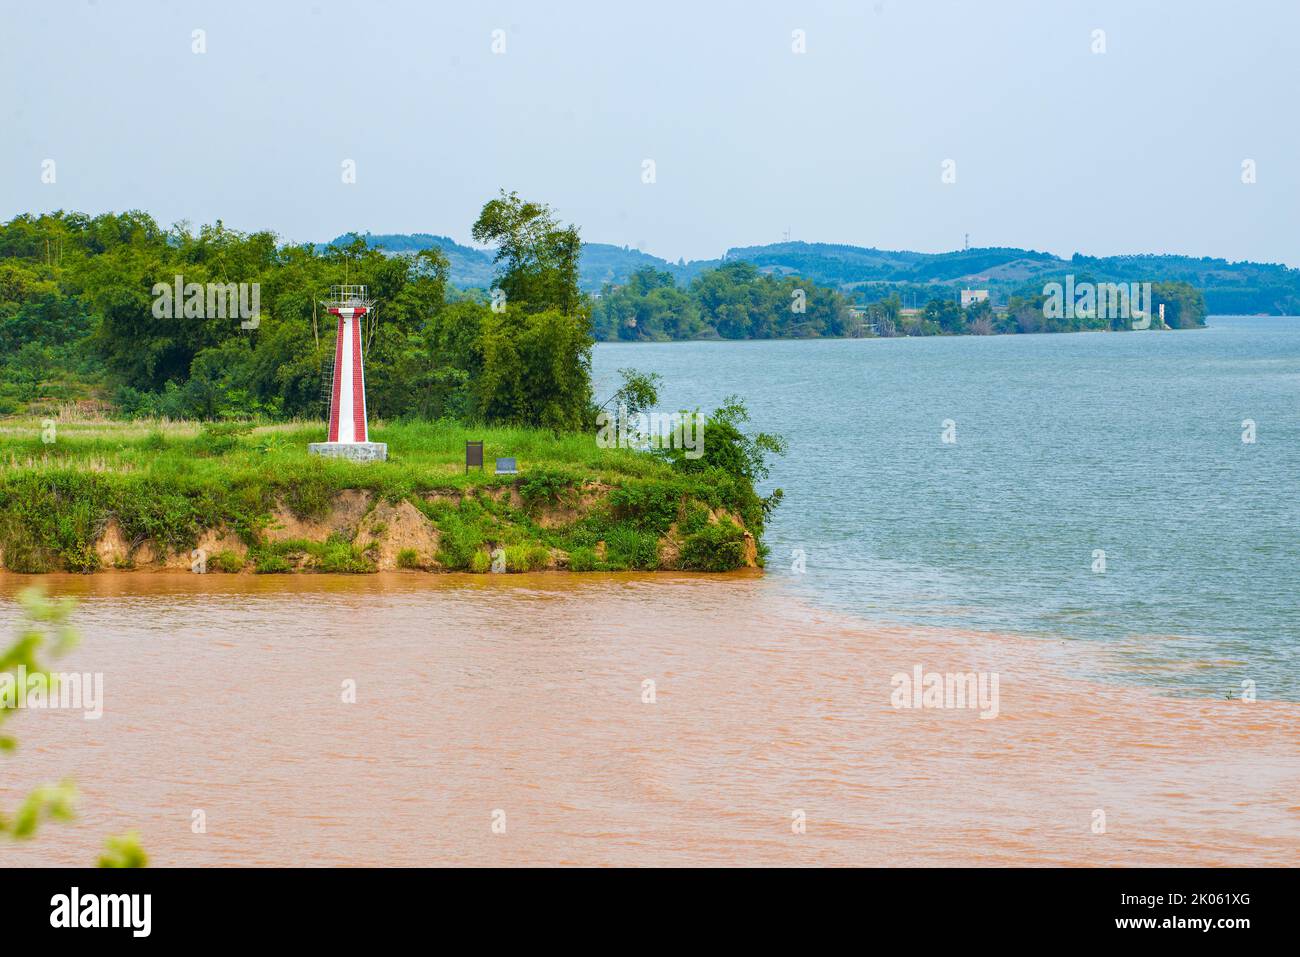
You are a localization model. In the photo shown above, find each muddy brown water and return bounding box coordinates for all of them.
[1,572,1296,866]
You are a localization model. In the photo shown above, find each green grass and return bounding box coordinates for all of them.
[248,533,374,574]
[0,417,761,575]
[567,547,598,572]
[253,553,292,574]
[503,544,552,572]
[211,550,245,573]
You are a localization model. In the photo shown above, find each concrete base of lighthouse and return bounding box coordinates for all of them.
[308,441,388,462]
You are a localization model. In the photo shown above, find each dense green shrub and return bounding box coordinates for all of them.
[314,537,373,574]
[519,468,578,510]
[680,501,711,536]
[430,503,486,571]
[253,553,292,574]
[608,481,681,534]
[504,544,550,572]
[679,519,748,572]
[659,397,784,548]
[211,550,245,573]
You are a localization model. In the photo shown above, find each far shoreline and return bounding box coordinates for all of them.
[591,313,1288,347]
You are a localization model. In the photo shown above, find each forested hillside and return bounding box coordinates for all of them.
[335,233,1298,315]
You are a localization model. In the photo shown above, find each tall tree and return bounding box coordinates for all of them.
[471,191,583,316]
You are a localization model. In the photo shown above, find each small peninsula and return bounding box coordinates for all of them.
[0,419,771,575]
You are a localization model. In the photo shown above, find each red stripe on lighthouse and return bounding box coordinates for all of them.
[327,309,345,442]
[351,312,366,443]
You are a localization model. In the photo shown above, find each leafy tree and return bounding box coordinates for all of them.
[592,268,703,341]
[594,367,662,436]
[476,306,592,430]
[598,367,662,418]
[1153,281,1207,329]
[925,297,966,334]
[7,342,52,400]
[472,191,583,316]
[868,294,904,336]
[1004,292,1046,334]
[965,299,994,335]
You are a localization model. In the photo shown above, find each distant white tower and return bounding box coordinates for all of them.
[308,284,387,461]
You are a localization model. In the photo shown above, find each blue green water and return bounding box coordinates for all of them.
[593,317,1300,699]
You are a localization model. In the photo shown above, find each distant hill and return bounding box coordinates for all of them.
[721,243,1300,314]
[323,232,723,293]
[580,244,701,288]
[321,233,1300,315]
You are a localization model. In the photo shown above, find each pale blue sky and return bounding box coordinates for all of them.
[3,0,1297,265]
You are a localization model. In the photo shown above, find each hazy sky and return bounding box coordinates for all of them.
[4,0,1298,265]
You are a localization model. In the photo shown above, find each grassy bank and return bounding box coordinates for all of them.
[0,418,765,575]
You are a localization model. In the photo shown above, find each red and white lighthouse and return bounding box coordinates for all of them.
[309,285,387,461]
